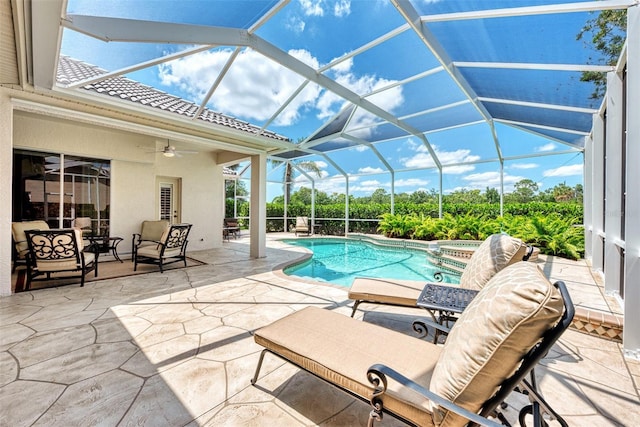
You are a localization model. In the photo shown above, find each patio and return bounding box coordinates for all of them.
[1,234,638,426]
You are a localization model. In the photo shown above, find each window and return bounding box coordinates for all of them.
[12,150,111,235]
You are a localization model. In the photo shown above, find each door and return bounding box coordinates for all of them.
[158,177,181,224]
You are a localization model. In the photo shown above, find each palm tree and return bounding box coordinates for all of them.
[281,160,322,205]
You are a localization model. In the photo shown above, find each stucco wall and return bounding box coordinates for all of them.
[12,111,222,259]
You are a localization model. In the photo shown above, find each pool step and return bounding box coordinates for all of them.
[425,250,466,278]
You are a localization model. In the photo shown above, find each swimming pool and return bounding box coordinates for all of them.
[282,238,457,287]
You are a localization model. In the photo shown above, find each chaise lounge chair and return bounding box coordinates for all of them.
[252,261,574,427]
[349,233,531,321]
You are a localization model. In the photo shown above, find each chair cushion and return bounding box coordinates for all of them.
[254,306,441,427]
[136,246,162,259]
[140,220,169,241]
[429,262,564,427]
[458,234,527,291]
[12,221,50,255]
[348,277,425,307]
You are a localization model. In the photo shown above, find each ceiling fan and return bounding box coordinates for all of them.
[149,141,198,158]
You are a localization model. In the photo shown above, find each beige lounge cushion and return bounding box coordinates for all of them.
[458,233,528,291]
[429,262,564,427]
[254,306,441,427]
[12,220,50,255]
[348,278,425,307]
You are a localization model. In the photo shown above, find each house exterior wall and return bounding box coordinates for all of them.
[4,107,223,294]
[12,111,222,254]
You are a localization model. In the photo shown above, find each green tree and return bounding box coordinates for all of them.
[369,188,390,204]
[553,182,576,203]
[409,189,438,204]
[577,9,626,99]
[485,187,500,204]
[511,179,539,203]
[445,189,483,204]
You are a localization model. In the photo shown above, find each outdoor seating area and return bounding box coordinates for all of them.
[253,261,574,427]
[1,235,638,427]
[10,220,193,291]
[2,1,640,425]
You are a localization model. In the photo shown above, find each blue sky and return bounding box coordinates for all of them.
[62,0,590,201]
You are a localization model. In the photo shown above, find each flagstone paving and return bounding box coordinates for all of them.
[1,235,638,426]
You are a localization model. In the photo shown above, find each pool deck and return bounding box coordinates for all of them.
[1,233,639,426]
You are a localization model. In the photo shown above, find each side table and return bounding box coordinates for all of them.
[88,236,124,262]
[415,283,479,342]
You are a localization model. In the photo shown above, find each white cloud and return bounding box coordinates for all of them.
[315,174,351,194]
[159,46,403,132]
[286,16,306,33]
[543,164,583,177]
[459,171,525,192]
[536,143,556,152]
[359,166,385,174]
[395,178,430,187]
[300,0,324,16]
[400,141,480,174]
[158,48,322,127]
[334,0,351,17]
[510,162,539,170]
[314,160,328,169]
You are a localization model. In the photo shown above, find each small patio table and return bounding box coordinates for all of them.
[88,236,124,262]
[416,283,479,342]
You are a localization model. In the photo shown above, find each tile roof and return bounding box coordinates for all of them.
[56,55,290,142]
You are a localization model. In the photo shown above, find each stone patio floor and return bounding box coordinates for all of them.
[1,234,639,426]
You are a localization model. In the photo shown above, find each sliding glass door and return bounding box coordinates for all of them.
[12,150,111,235]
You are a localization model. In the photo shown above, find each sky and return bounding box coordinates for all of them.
[61,0,594,202]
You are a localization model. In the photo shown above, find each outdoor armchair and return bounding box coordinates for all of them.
[11,220,50,273]
[134,223,192,273]
[252,261,574,427]
[223,218,240,239]
[131,219,169,261]
[24,228,98,290]
[293,216,310,236]
[349,233,529,321]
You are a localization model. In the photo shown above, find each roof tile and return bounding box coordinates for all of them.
[57,55,289,142]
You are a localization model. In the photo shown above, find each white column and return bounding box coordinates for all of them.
[604,71,624,296]
[249,153,266,258]
[591,113,605,273]
[344,176,349,235]
[583,134,593,261]
[0,90,13,295]
[623,5,640,359]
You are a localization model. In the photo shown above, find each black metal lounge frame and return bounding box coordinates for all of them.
[252,281,574,427]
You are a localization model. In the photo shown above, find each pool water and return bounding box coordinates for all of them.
[282,238,457,287]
